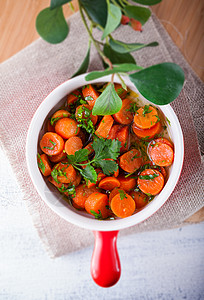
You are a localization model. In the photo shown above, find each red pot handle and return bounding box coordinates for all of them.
[91,230,121,287]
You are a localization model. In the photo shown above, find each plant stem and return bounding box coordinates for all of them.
[78,2,113,69]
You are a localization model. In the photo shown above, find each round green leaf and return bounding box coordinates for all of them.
[129,63,185,105]
[50,0,72,9]
[102,4,122,40]
[36,7,69,44]
[81,0,108,28]
[124,6,151,25]
[103,44,136,68]
[132,0,162,6]
[109,39,158,53]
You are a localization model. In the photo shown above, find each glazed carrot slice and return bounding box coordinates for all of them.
[142,160,167,179]
[67,89,81,107]
[87,168,106,188]
[50,110,70,126]
[65,136,83,155]
[132,121,162,139]
[114,83,128,99]
[82,84,99,108]
[40,132,64,156]
[95,115,114,138]
[109,187,120,203]
[72,173,82,187]
[117,126,129,152]
[98,177,120,190]
[137,169,164,195]
[107,124,122,140]
[85,192,110,219]
[130,191,149,209]
[149,142,174,167]
[49,150,67,163]
[75,104,98,125]
[113,98,134,125]
[134,105,159,129]
[119,149,143,173]
[150,137,173,149]
[110,192,135,218]
[48,176,76,198]
[84,142,94,155]
[72,184,99,210]
[52,161,76,184]
[55,118,80,139]
[37,154,52,176]
[117,175,136,191]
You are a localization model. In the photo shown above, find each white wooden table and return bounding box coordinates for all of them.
[0,147,204,300]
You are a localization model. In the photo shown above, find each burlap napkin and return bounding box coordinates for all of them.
[0,12,203,257]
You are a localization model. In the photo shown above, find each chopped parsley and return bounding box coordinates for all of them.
[57,184,76,197]
[90,209,103,220]
[37,153,45,173]
[139,173,159,180]
[142,105,152,116]
[43,139,56,150]
[118,190,127,200]
[76,106,95,134]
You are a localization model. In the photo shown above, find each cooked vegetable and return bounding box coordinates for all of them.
[113,98,134,125]
[119,149,143,173]
[40,132,64,156]
[149,142,174,166]
[37,153,52,176]
[82,84,99,108]
[51,161,76,184]
[132,121,162,139]
[98,177,120,190]
[137,169,164,195]
[85,192,110,219]
[117,176,136,191]
[130,191,149,209]
[50,109,70,126]
[134,105,158,129]
[55,118,80,139]
[95,115,114,138]
[65,136,83,156]
[110,192,135,218]
[72,184,99,210]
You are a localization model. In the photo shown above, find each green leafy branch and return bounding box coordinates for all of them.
[36,0,185,115]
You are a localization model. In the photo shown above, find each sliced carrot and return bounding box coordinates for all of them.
[149,142,174,167]
[37,154,52,176]
[72,184,99,209]
[47,120,55,132]
[130,191,148,209]
[49,150,67,163]
[48,176,68,189]
[109,187,120,204]
[134,105,159,129]
[52,161,76,184]
[114,83,128,99]
[67,89,81,107]
[132,122,162,139]
[75,104,98,125]
[82,84,99,108]
[87,168,106,188]
[117,175,136,191]
[149,137,173,149]
[85,193,110,219]
[98,177,120,190]
[117,126,129,152]
[50,109,70,126]
[95,115,114,138]
[65,136,83,155]
[142,160,167,179]
[72,173,82,187]
[107,124,122,140]
[110,192,135,218]
[84,142,94,155]
[137,169,164,195]
[40,132,64,156]
[113,98,134,125]
[119,149,143,173]
[55,118,80,139]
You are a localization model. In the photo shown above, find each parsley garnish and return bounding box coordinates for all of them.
[118,190,127,200]
[66,137,121,183]
[43,139,56,150]
[142,105,152,116]
[50,117,61,126]
[57,184,76,197]
[126,102,139,113]
[37,153,45,173]
[76,106,95,134]
[90,209,103,220]
[139,173,159,180]
[51,164,69,183]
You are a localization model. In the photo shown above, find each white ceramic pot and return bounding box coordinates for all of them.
[26,74,184,287]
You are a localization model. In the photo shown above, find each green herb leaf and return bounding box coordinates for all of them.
[85,63,142,81]
[36,7,69,44]
[124,6,151,25]
[37,153,45,174]
[50,0,72,9]
[67,148,89,164]
[129,63,185,105]
[71,41,91,78]
[92,138,121,160]
[58,184,76,197]
[142,105,152,116]
[92,83,122,115]
[118,189,128,200]
[103,44,136,68]
[79,165,97,183]
[51,168,60,183]
[90,209,103,220]
[43,139,56,150]
[98,159,118,176]
[102,3,122,40]
[109,39,158,54]
[132,0,162,6]
[139,173,159,180]
[80,0,108,28]
[50,116,61,126]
